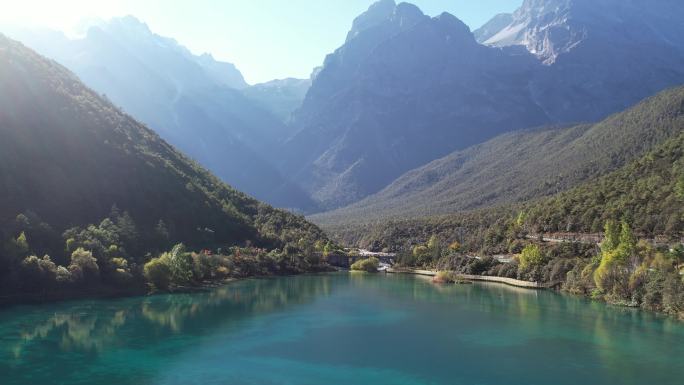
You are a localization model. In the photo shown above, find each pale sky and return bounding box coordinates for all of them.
[0,0,521,84]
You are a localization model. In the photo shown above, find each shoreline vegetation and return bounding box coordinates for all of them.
[350,257,380,273]
[1,259,338,306]
[0,264,339,308]
[3,213,683,322]
[372,220,684,320]
[0,208,339,308]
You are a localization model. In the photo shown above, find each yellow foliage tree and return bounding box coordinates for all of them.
[518,244,544,273]
[448,241,461,252]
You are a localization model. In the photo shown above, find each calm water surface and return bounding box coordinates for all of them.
[1,273,684,385]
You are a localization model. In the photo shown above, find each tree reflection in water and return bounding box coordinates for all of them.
[1,273,683,385]
[2,274,335,361]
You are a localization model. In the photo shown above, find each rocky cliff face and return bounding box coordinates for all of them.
[486,0,684,64]
[243,78,311,124]
[284,3,548,209]
[483,0,684,121]
[473,13,513,43]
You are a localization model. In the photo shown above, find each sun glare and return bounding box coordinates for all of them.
[0,0,125,33]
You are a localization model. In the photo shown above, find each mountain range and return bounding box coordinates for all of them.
[4,0,684,220]
[6,17,317,211]
[311,86,684,227]
[283,1,547,209]
[284,0,684,210]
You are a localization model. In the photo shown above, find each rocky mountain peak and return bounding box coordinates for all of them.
[484,0,684,64]
[393,2,425,25]
[346,0,397,42]
[100,15,153,37]
[433,12,474,43]
[345,1,428,43]
[484,0,612,63]
[286,0,684,211]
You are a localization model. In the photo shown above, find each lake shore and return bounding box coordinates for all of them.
[386,267,543,289]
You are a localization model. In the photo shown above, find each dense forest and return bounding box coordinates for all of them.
[524,130,684,235]
[331,126,684,254]
[0,35,331,301]
[324,85,684,255]
[312,85,684,227]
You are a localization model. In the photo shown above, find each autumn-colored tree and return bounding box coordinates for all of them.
[448,241,461,252]
[144,258,172,290]
[69,248,100,283]
[518,244,544,273]
[594,221,638,294]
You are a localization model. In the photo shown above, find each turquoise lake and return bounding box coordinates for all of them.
[1,273,684,385]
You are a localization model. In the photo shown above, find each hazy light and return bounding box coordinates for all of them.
[0,0,521,84]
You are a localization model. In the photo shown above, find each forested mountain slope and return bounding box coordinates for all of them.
[326,121,684,254]
[0,35,326,276]
[525,127,684,235]
[312,86,684,227]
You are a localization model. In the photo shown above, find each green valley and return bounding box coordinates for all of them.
[0,35,331,302]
